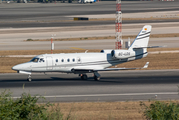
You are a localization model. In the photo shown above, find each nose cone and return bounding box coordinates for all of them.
[12,64,21,71]
[12,63,31,71]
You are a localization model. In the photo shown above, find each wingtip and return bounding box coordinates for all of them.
[143,62,149,69]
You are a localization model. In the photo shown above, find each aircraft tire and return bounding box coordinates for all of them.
[27,74,32,82]
[27,78,31,82]
[94,76,100,81]
[81,74,88,80]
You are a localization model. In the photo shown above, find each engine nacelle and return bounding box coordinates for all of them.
[111,50,134,59]
[100,49,113,54]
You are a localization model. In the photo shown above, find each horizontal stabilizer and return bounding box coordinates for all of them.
[143,62,149,69]
[133,46,164,49]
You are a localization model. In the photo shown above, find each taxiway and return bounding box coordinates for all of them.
[0,70,179,102]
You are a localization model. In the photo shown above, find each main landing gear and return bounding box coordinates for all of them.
[94,72,100,81]
[94,75,100,81]
[80,72,101,81]
[27,74,32,82]
[80,74,88,80]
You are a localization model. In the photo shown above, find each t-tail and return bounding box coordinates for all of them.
[128,25,152,51]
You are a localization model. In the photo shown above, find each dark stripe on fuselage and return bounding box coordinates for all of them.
[136,35,150,40]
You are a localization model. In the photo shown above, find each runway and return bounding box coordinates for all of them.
[0,1,179,28]
[0,69,179,102]
[1,19,179,28]
[1,37,179,50]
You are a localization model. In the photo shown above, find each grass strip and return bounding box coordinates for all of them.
[50,100,179,120]
[25,33,179,42]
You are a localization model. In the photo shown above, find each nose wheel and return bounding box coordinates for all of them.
[27,74,32,82]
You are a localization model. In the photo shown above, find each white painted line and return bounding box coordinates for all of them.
[12,92,178,99]
[6,55,36,57]
[149,50,179,54]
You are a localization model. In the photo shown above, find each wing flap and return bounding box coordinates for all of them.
[95,62,149,71]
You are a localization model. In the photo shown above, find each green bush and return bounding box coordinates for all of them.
[0,90,63,120]
[140,101,179,120]
[26,39,33,41]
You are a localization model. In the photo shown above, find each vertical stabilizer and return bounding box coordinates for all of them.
[128,25,152,50]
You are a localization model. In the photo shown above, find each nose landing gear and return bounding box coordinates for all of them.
[27,74,32,82]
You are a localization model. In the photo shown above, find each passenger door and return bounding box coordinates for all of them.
[46,56,53,70]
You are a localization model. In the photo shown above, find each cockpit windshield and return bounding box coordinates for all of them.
[30,58,39,62]
[30,58,45,63]
[39,58,45,62]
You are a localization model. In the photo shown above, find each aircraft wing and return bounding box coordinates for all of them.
[95,62,149,71]
[71,62,149,73]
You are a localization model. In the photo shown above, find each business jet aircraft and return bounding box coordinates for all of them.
[12,25,156,82]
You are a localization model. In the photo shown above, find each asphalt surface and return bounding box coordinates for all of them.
[1,19,179,28]
[0,1,179,28]
[1,38,179,50]
[0,70,179,102]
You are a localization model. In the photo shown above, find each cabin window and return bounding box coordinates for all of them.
[73,58,75,62]
[67,59,70,62]
[30,58,39,63]
[56,59,58,62]
[61,59,64,62]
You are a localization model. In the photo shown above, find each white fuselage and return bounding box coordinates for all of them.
[12,49,148,73]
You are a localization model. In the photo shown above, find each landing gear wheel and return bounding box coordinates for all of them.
[81,74,88,80]
[27,74,32,82]
[94,76,100,81]
[27,78,31,82]
[93,72,100,81]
